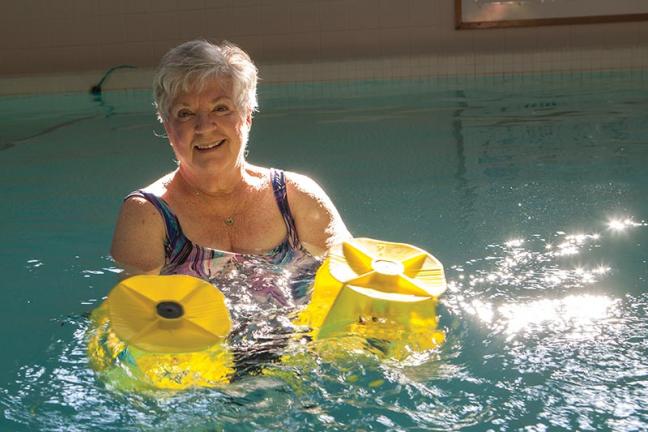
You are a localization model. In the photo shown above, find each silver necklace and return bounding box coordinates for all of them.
[191,190,238,227]
[182,175,241,227]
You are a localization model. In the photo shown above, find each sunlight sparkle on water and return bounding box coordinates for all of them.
[504,239,524,248]
[551,233,599,257]
[464,299,494,323]
[607,218,646,231]
[499,294,616,337]
[593,265,611,275]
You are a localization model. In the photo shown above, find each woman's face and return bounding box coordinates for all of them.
[163,78,251,175]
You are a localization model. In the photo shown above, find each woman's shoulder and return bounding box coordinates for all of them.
[112,177,170,274]
[135,172,175,198]
[242,165,328,211]
[282,170,328,203]
[119,172,176,224]
[281,169,351,252]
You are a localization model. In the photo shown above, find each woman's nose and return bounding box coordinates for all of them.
[194,112,216,133]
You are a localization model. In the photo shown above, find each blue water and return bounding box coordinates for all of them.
[1,72,647,431]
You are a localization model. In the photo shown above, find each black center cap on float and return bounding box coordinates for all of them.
[156,301,184,319]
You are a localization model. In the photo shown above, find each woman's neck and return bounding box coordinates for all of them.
[175,163,249,198]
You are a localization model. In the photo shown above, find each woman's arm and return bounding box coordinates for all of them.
[285,172,352,257]
[110,196,166,275]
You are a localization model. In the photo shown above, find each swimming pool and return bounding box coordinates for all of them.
[1,71,647,430]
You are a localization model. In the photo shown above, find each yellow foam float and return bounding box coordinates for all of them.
[87,275,234,390]
[295,238,447,359]
[88,238,446,390]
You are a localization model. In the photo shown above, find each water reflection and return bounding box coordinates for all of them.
[607,218,646,231]
[498,294,616,337]
[440,218,648,430]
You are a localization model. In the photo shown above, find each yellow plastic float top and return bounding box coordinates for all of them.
[296,238,447,355]
[107,274,231,353]
[88,274,234,390]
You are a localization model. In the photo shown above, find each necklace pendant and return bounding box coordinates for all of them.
[224,217,234,226]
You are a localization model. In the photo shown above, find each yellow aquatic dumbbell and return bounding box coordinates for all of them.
[295,238,447,359]
[87,274,234,390]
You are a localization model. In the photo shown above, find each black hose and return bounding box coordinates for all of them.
[90,65,136,95]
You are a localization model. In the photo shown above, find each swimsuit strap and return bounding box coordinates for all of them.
[270,168,301,248]
[124,190,188,263]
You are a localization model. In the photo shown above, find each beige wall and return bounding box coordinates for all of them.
[1,0,648,94]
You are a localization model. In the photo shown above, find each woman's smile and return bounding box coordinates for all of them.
[194,139,227,152]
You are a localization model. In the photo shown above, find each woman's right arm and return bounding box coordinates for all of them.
[110,196,166,275]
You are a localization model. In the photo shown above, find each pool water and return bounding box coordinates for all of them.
[1,72,647,431]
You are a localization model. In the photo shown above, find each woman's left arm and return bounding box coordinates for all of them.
[285,172,352,257]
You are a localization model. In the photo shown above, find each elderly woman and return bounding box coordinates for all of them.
[111,40,350,306]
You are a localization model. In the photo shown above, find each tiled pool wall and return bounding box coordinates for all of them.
[1,0,648,95]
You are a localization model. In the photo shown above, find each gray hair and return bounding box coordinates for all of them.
[153,40,258,121]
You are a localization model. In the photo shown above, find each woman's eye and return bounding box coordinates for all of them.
[177,109,193,119]
[213,105,229,113]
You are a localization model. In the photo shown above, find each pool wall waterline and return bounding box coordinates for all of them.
[2,47,648,96]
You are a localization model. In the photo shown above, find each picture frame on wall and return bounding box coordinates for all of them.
[455,0,648,29]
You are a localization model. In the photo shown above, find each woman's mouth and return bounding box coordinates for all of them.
[194,139,226,152]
